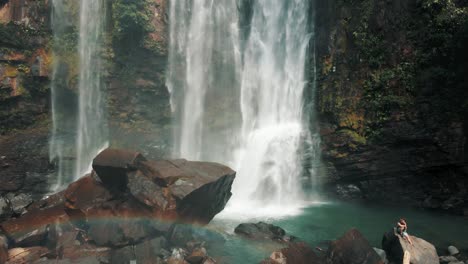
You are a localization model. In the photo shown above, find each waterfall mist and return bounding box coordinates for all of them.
[75,0,108,180]
[49,0,108,190]
[168,0,320,217]
[167,0,242,163]
[49,0,77,190]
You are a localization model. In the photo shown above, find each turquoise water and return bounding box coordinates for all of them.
[208,201,468,263]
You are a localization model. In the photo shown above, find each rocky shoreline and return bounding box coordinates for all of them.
[0,149,466,264]
[0,149,235,264]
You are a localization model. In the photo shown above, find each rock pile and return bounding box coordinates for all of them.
[0,148,236,264]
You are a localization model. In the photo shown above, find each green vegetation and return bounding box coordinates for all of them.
[112,0,154,52]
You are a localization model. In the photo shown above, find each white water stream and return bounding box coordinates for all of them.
[168,0,318,216]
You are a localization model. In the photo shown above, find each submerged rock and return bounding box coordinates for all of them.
[382,229,439,264]
[234,222,296,243]
[326,229,383,264]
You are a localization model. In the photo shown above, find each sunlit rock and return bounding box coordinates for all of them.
[382,229,439,264]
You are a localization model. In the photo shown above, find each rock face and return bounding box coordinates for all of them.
[326,229,384,264]
[315,0,468,215]
[382,229,439,264]
[234,222,296,243]
[0,148,234,263]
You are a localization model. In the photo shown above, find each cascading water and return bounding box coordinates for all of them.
[75,0,108,180]
[50,0,108,189]
[167,0,241,162]
[229,0,314,213]
[49,0,76,189]
[168,0,318,217]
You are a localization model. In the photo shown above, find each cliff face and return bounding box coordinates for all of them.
[107,0,172,159]
[0,0,53,219]
[0,0,171,217]
[315,0,468,214]
[0,0,50,134]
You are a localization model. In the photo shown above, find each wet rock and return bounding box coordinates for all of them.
[185,246,207,264]
[7,247,49,264]
[261,242,321,264]
[146,160,236,224]
[234,222,295,243]
[134,236,168,264]
[0,197,10,221]
[382,229,438,264]
[167,248,189,264]
[128,170,169,210]
[373,247,388,264]
[0,235,7,264]
[63,174,115,216]
[335,184,362,199]
[0,205,69,247]
[12,224,48,248]
[440,256,459,264]
[110,246,136,264]
[169,224,195,247]
[58,244,110,264]
[449,245,460,256]
[92,148,147,191]
[327,229,383,264]
[7,193,33,215]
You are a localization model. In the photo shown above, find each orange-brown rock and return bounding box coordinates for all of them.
[92,148,147,190]
[7,246,49,264]
[0,205,69,247]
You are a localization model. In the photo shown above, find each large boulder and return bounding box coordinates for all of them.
[382,229,439,264]
[234,222,296,243]
[92,148,147,190]
[142,159,236,224]
[326,229,384,264]
[92,149,236,224]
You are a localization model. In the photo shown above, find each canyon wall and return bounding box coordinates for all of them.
[314,0,468,215]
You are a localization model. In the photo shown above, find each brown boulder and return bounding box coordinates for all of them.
[382,229,439,264]
[326,229,384,264]
[92,148,147,190]
[158,160,235,224]
[0,205,69,247]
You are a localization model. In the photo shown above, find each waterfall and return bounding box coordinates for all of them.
[231,0,313,210]
[49,0,76,190]
[75,0,108,180]
[50,0,108,189]
[167,0,241,162]
[168,0,317,216]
